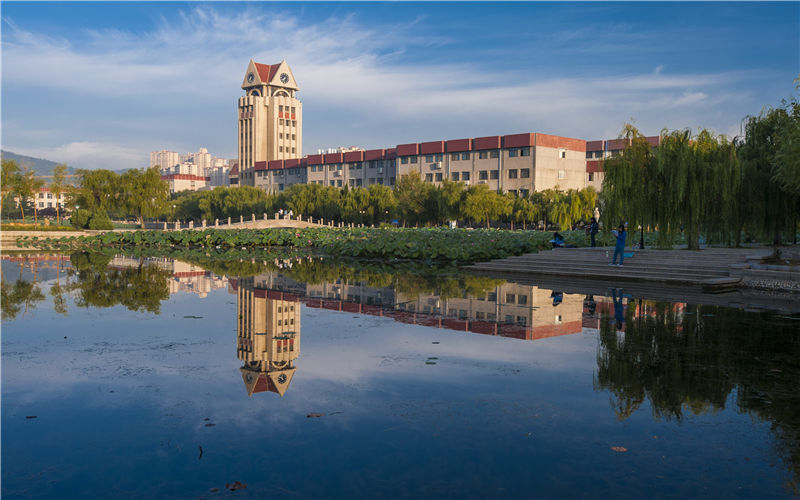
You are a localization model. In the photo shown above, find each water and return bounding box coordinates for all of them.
[2,252,799,498]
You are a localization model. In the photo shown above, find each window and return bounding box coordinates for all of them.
[435,172,443,181]
[505,315,514,324]
[279,105,284,112]
[586,152,593,159]
[479,151,488,159]
[292,134,296,140]
[337,180,342,187]
[292,120,297,127]
[425,173,433,182]
[369,178,376,184]
[349,163,355,170]
[349,179,355,187]
[508,169,518,179]
[410,156,418,163]
[426,155,434,162]
[479,170,488,180]
[291,107,296,113]
[520,168,530,178]
[487,292,497,301]
[337,165,342,170]
[452,172,460,181]
[451,153,459,161]
[518,295,528,305]
[490,150,499,158]
[490,170,499,180]
[330,180,335,186]
[461,152,470,160]
[517,316,527,325]
[38,202,44,208]
[356,162,362,169]
[521,147,531,156]
[506,293,515,304]
[435,154,443,162]
[462,171,470,181]
[509,190,517,196]
[487,313,497,321]
[476,311,485,320]
[279,133,283,139]
[279,146,283,152]
[47,193,53,199]
[508,149,518,158]
[401,157,409,164]
[356,178,363,187]
[292,147,296,153]
[390,177,396,185]
[560,150,567,158]
[378,178,384,185]
[588,172,594,181]
[558,170,566,179]
[279,119,284,125]
[520,189,529,197]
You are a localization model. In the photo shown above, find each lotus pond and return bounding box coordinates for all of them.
[2,251,799,499]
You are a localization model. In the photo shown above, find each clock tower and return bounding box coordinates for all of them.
[237,59,303,187]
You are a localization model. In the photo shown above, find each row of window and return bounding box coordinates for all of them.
[278,119,297,127]
[278,146,297,153]
[400,148,540,164]
[277,105,297,113]
[37,202,65,208]
[278,133,297,140]
[309,177,397,187]
[36,193,58,199]
[347,178,387,187]
[479,292,529,304]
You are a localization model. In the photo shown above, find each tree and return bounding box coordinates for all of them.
[367,184,396,224]
[120,167,170,228]
[72,169,119,229]
[600,125,656,248]
[14,166,44,222]
[1,159,20,220]
[50,164,69,224]
[429,180,464,225]
[463,184,512,228]
[395,173,430,226]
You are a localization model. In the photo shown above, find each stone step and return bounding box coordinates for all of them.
[478,260,734,274]
[467,264,728,285]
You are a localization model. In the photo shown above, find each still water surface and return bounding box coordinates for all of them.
[2,253,799,499]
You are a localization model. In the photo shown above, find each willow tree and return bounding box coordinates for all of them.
[1,159,20,220]
[738,105,800,246]
[600,125,656,248]
[119,167,170,228]
[462,184,512,228]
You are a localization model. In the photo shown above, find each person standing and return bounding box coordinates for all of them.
[609,224,627,266]
[589,217,599,247]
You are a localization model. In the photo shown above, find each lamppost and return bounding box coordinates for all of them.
[171,204,176,221]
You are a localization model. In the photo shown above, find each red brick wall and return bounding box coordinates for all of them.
[473,136,501,150]
[535,133,586,152]
[420,141,445,154]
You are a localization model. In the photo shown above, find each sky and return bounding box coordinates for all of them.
[1,1,798,170]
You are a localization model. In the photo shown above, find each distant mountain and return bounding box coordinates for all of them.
[1,150,78,177]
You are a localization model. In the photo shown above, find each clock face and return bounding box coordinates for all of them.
[247,72,255,83]
[280,72,289,84]
[277,373,287,384]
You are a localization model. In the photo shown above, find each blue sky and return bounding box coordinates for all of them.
[2,1,798,170]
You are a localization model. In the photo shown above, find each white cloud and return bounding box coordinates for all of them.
[0,5,777,168]
[17,141,144,170]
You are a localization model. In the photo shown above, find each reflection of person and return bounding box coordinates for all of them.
[586,294,597,316]
[612,288,625,330]
[609,224,627,266]
[551,291,563,306]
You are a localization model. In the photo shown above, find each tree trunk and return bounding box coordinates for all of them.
[139,215,146,229]
[33,204,38,224]
[640,225,645,250]
[510,221,515,231]
[56,204,60,225]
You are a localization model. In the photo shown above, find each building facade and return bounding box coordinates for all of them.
[585,136,662,191]
[238,60,303,188]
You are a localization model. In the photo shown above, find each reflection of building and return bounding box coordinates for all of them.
[231,277,301,397]
[108,256,227,298]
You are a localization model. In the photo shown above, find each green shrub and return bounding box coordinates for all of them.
[70,209,91,229]
[87,212,113,230]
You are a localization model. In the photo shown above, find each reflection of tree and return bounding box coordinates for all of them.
[596,302,800,493]
[68,252,171,314]
[1,278,46,320]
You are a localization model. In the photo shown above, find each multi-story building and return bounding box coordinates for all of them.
[150,150,180,170]
[237,60,303,189]
[32,187,67,211]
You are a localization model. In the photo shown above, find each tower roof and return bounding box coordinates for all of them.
[242,59,299,90]
[254,62,281,83]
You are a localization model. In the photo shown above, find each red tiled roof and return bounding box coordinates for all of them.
[364,149,385,161]
[446,138,472,153]
[254,161,268,171]
[229,163,239,176]
[535,133,586,152]
[306,154,323,165]
[267,160,284,170]
[473,136,501,150]
[503,133,535,148]
[161,174,209,181]
[254,62,280,83]
[323,153,343,164]
[285,158,300,168]
[396,143,419,156]
[419,141,445,155]
[586,140,605,152]
[344,151,364,162]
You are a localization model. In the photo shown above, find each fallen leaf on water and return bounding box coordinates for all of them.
[307,413,324,418]
[611,446,628,453]
[25,416,37,419]
[226,481,247,491]
[209,488,219,493]
[205,423,216,427]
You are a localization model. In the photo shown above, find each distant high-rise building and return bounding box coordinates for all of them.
[150,150,180,170]
[237,59,303,190]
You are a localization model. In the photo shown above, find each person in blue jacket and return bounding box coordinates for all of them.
[609,224,627,266]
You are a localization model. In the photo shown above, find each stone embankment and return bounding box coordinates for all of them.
[466,246,800,295]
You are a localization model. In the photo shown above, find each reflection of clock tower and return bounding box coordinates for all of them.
[235,277,301,397]
[238,59,303,186]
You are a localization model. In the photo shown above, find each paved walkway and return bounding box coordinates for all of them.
[465,247,772,288]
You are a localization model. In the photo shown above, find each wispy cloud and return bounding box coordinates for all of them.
[1,5,787,169]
